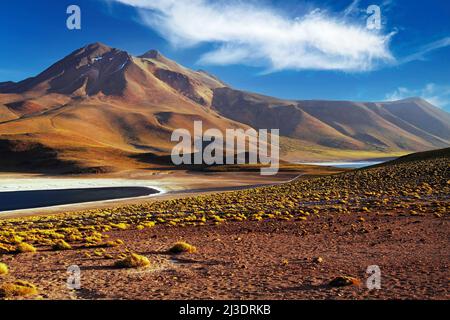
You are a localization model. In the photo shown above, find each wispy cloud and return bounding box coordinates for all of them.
[385,83,450,108]
[343,0,361,17]
[399,37,450,64]
[110,0,394,72]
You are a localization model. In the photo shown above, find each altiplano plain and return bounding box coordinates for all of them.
[0,148,448,299]
[0,35,449,302]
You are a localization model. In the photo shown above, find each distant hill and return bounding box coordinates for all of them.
[0,42,449,173]
[212,88,450,161]
[373,147,450,167]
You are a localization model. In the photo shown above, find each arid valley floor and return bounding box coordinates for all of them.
[0,149,449,300]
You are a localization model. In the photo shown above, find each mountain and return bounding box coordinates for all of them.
[0,42,449,173]
[0,43,247,173]
[212,88,450,160]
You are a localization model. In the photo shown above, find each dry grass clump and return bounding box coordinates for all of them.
[169,241,197,254]
[110,223,129,230]
[141,221,156,228]
[114,253,150,268]
[0,280,38,298]
[15,242,37,254]
[0,243,13,254]
[0,262,8,276]
[52,240,72,251]
[104,239,124,247]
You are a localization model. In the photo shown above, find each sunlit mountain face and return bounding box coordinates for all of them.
[1,42,449,173]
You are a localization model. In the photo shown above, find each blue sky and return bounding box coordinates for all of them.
[1,0,449,110]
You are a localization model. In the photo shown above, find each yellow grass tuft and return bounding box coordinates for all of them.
[114,253,150,268]
[110,223,129,230]
[142,221,156,228]
[52,240,72,251]
[0,243,13,254]
[0,262,8,276]
[169,241,197,254]
[0,280,38,298]
[104,239,124,247]
[15,242,37,254]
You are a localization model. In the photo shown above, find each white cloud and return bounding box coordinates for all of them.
[385,83,450,108]
[111,0,394,72]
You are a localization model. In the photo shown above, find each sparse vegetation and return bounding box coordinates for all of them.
[104,239,124,247]
[0,243,13,254]
[0,280,38,298]
[169,241,197,254]
[114,253,150,268]
[0,262,8,276]
[52,240,72,251]
[15,242,37,254]
[0,150,447,276]
[0,149,447,299]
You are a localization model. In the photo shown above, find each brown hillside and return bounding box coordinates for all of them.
[212,87,450,159]
[0,43,449,172]
[0,43,248,173]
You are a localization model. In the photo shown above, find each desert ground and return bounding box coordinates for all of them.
[0,149,448,300]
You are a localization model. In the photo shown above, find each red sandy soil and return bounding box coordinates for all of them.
[1,209,448,300]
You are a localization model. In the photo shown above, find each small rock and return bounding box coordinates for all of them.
[329,276,361,287]
[313,257,324,264]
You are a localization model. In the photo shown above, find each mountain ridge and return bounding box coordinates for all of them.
[0,42,449,172]
[211,87,450,160]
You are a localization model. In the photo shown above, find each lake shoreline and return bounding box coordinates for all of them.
[293,160,387,169]
[0,171,307,218]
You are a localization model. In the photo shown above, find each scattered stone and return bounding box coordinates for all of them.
[313,257,324,264]
[329,276,361,287]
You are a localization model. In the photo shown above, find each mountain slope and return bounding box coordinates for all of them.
[0,43,247,173]
[212,87,450,160]
[0,42,449,173]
